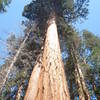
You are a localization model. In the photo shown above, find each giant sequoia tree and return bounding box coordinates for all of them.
[23,0,89,99]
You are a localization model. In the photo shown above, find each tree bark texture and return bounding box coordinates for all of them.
[24,19,70,100]
[24,56,42,100]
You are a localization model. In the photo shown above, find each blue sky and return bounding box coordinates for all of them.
[0,0,31,40]
[0,0,100,65]
[0,0,31,65]
[76,0,100,36]
[0,0,99,39]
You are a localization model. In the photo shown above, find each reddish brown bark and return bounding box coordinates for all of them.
[24,59,42,100]
[24,19,70,100]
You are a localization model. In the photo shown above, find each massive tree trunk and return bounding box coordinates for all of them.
[71,45,90,100]
[24,17,70,100]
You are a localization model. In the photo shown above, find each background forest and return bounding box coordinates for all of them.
[0,0,100,100]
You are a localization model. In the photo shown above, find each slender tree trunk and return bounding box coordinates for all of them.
[16,85,23,100]
[70,80,75,100]
[71,45,90,100]
[76,63,90,100]
[74,63,88,100]
[92,83,100,100]
[24,17,70,100]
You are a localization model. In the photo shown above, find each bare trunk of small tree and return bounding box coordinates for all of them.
[71,45,90,100]
[24,17,70,100]
[75,63,90,100]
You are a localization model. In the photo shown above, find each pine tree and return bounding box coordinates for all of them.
[64,27,90,99]
[81,30,100,99]
[23,0,89,99]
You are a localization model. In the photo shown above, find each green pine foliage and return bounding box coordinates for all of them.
[0,0,11,12]
[23,0,89,33]
[82,30,100,99]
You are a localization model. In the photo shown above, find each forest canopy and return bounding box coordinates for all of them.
[0,0,100,100]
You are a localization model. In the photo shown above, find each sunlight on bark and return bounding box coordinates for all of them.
[24,19,70,100]
[47,20,59,51]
